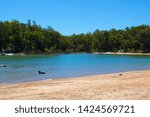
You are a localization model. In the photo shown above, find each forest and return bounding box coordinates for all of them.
[0,20,150,53]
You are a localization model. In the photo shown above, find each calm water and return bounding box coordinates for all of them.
[0,53,150,83]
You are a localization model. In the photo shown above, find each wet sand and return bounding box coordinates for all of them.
[0,70,150,100]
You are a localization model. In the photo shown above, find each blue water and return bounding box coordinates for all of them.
[0,53,150,83]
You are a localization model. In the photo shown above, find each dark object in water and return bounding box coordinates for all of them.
[0,64,6,67]
[38,71,46,74]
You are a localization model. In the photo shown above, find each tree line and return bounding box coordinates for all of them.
[0,20,150,53]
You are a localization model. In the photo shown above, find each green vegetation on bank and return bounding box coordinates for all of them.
[0,20,150,53]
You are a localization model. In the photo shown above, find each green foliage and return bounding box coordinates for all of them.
[0,20,150,53]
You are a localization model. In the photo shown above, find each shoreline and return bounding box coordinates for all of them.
[0,69,148,85]
[93,52,150,56]
[0,70,150,100]
[1,52,150,56]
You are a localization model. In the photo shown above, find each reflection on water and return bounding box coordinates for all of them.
[0,53,150,83]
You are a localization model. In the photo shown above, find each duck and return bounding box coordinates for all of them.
[0,64,6,67]
[38,71,46,74]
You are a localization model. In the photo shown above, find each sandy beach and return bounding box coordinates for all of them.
[0,70,150,100]
[93,52,150,56]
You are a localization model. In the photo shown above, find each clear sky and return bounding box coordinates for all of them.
[0,0,150,35]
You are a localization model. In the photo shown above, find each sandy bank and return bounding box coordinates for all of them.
[0,70,150,100]
[93,52,150,56]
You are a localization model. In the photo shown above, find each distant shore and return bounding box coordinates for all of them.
[1,52,150,56]
[93,52,150,56]
[0,70,150,100]
[0,53,26,56]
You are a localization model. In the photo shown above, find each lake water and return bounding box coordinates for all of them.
[0,53,150,83]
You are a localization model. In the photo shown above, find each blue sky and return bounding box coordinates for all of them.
[0,0,150,35]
